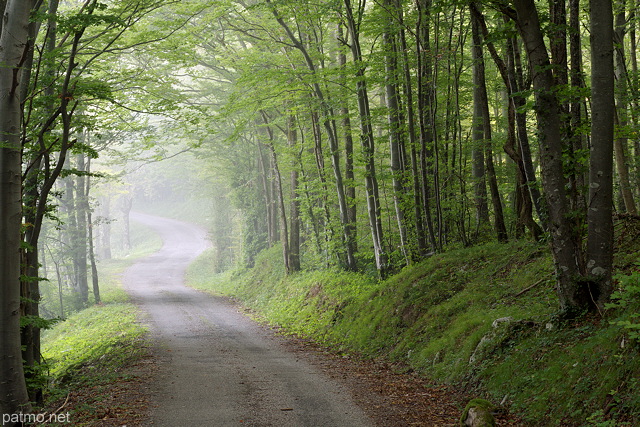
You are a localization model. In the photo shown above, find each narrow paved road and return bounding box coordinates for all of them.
[124,212,373,427]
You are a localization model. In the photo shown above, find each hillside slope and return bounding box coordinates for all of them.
[188,235,640,426]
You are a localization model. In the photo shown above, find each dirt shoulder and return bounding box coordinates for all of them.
[46,319,523,426]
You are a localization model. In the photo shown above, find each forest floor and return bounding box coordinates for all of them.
[47,320,524,426]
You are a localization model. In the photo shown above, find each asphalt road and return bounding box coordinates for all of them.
[124,212,373,427]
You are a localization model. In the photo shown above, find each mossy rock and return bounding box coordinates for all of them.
[460,398,496,427]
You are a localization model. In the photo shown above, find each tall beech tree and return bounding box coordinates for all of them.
[343,0,388,275]
[267,0,357,270]
[587,0,615,308]
[469,3,507,242]
[511,0,615,314]
[0,0,37,417]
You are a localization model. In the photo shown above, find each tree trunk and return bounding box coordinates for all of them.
[257,141,276,247]
[416,0,439,252]
[343,0,388,275]
[75,152,89,306]
[613,2,637,215]
[337,23,358,254]
[397,4,427,255]
[268,0,356,270]
[470,6,489,235]
[287,114,301,272]
[84,156,100,303]
[470,4,541,239]
[512,0,587,314]
[470,4,508,242]
[260,112,290,274]
[0,0,36,418]
[587,0,615,308]
[569,0,588,218]
[510,36,546,223]
[383,0,411,264]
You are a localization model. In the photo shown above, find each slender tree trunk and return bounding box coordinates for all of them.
[343,0,388,275]
[287,114,301,272]
[587,0,615,307]
[75,152,89,305]
[470,5,490,235]
[310,109,333,250]
[397,4,427,255]
[471,4,541,239]
[510,36,546,223]
[337,23,358,253]
[84,156,100,303]
[512,0,587,314]
[630,5,640,198]
[470,4,508,242]
[416,0,438,251]
[257,141,276,247]
[297,127,324,257]
[0,0,36,418]
[268,0,356,270]
[614,2,637,214]
[569,0,587,217]
[260,112,290,274]
[383,0,411,264]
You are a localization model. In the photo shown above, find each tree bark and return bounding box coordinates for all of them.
[397,4,427,255]
[287,114,301,272]
[383,0,411,264]
[260,112,290,274]
[613,2,637,214]
[337,23,358,253]
[75,152,89,306]
[512,0,587,314]
[587,0,615,307]
[343,0,388,275]
[470,3,508,242]
[416,0,439,252]
[470,4,541,239]
[0,0,36,417]
[569,0,587,218]
[257,141,277,247]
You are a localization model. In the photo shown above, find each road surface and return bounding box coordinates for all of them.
[124,212,373,427]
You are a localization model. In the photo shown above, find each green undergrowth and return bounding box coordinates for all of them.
[40,220,161,408]
[187,235,640,426]
[41,304,147,389]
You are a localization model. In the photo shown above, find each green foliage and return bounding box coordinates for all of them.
[20,315,61,330]
[40,219,157,384]
[41,303,147,387]
[73,77,114,102]
[606,267,640,342]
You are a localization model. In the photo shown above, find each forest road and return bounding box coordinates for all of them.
[123,212,373,427]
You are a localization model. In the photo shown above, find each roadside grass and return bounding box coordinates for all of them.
[40,220,162,420]
[186,226,640,425]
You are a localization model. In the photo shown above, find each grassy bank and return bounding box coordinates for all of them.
[39,221,162,422]
[187,237,640,426]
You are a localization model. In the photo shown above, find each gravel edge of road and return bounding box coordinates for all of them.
[45,294,523,427]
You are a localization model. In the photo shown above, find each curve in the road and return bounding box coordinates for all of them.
[124,212,373,427]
